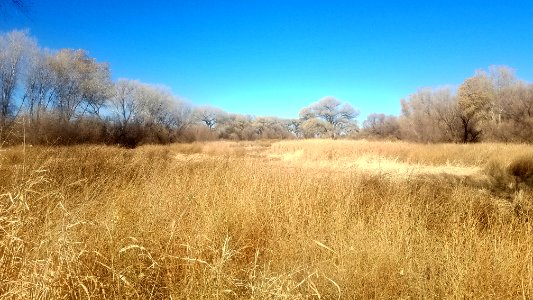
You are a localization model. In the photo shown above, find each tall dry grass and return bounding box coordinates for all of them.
[1,141,533,299]
[271,139,533,167]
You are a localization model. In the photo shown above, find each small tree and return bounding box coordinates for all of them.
[457,73,494,142]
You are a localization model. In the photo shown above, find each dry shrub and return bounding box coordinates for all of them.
[506,154,533,220]
[484,153,533,195]
[180,125,220,142]
[508,154,533,187]
[484,159,515,194]
[6,115,112,146]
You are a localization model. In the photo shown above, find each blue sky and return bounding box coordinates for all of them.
[2,0,533,119]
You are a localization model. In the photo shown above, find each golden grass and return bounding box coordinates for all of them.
[271,139,533,166]
[1,140,533,299]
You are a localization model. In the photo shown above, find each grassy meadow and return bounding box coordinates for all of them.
[1,140,533,299]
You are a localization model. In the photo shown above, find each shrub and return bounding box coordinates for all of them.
[507,154,533,187]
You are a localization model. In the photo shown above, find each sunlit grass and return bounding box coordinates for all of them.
[1,140,532,299]
[271,139,533,166]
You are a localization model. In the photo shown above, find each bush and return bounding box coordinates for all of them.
[508,154,533,187]
[485,159,515,194]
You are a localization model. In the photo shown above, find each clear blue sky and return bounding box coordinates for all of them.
[2,0,533,119]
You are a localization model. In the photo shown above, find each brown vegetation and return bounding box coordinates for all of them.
[2,140,533,299]
[396,66,533,144]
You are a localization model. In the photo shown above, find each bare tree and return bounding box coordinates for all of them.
[111,79,140,140]
[48,49,111,123]
[193,105,225,130]
[218,114,256,140]
[286,119,302,138]
[301,118,332,138]
[397,66,533,143]
[506,83,533,120]
[170,100,193,134]
[110,80,193,145]
[135,84,180,129]
[361,113,400,139]
[0,29,35,137]
[399,87,460,142]
[24,47,54,124]
[299,96,359,138]
[252,116,291,139]
[486,81,533,142]
[81,62,113,117]
[488,65,517,124]
[457,72,494,143]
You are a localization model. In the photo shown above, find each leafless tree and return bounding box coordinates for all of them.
[286,119,302,138]
[361,113,400,139]
[111,79,139,138]
[48,49,112,123]
[110,80,192,144]
[299,96,359,138]
[218,114,256,140]
[457,72,494,142]
[24,47,54,124]
[488,65,517,124]
[485,81,533,142]
[252,116,291,139]
[301,118,332,138]
[399,87,461,142]
[0,29,34,137]
[193,105,225,130]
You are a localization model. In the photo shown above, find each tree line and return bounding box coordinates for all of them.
[364,66,533,143]
[1,29,532,147]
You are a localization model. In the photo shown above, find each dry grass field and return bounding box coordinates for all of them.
[1,140,533,299]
